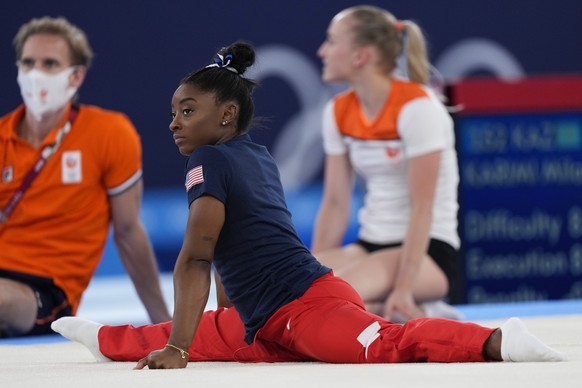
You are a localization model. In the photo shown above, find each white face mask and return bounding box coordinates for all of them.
[17,67,78,121]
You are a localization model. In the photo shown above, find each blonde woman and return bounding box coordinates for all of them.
[313,5,461,322]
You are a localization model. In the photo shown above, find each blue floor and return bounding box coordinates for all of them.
[1,333,67,345]
[455,298,582,320]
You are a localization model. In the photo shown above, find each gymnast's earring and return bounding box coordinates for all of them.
[222,120,228,126]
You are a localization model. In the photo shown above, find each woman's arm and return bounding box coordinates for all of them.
[311,154,354,253]
[135,194,225,369]
[383,150,441,320]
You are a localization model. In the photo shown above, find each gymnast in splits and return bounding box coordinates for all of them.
[52,41,566,368]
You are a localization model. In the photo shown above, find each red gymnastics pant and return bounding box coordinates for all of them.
[99,273,494,363]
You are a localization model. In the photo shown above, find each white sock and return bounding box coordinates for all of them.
[500,317,567,362]
[51,317,111,362]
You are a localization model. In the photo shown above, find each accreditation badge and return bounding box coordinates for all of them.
[61,151,82,184]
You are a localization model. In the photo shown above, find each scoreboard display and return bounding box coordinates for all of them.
[450,76,582,304]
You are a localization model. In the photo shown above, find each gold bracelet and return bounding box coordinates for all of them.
[165,343,189,359]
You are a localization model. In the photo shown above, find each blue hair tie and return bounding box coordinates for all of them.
[206,53,238,73]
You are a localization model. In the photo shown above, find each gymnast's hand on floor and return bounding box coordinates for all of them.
[134,347,188,369]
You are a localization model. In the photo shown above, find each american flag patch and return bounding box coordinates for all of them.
[185,165,204,191]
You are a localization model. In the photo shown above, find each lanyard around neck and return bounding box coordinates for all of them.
[0,106,79,224]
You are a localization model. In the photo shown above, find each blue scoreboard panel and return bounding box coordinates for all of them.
[451,76,582,303]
